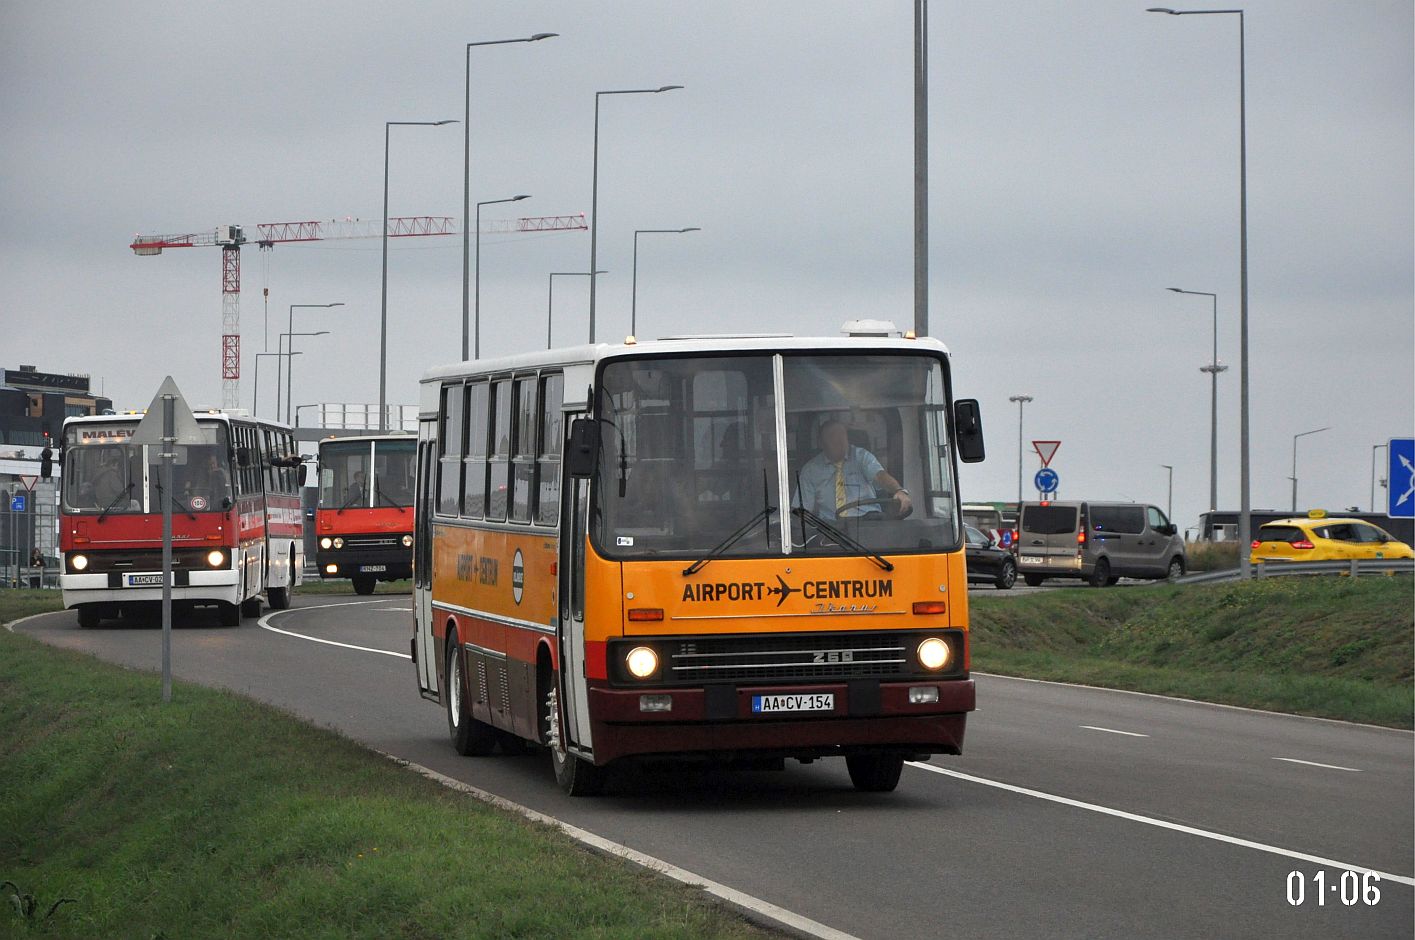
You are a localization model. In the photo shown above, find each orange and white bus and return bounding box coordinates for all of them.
[59,411,304,627]
[412,325,985,794]
[314,433,415,594]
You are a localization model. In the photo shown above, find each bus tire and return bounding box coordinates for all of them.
[77,607,101,629]
[445,631,497,756]
[846,753,904,792]
[1088,558,1112,588]
[267,586,291,610]
[240,596,263,618]
[352,575,376,596]
[218,602,241,627]
[1023,574,1044,587]
[545,673,605,796]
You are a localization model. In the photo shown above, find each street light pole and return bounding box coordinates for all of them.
[253,351,297,419]
[1008,395,1033,504]
[1167,288,1226,513]
[281,331,330,429]
[1149,6,1252,577]
[474,195,531,360]
[279,303,343,422]
[588,85,682,344]
[462,34,557,363]
[1161,464,1174,520]
[913,0,929,339]
[1290,426,1330,512]
[547,271,606,350]
[631,227,699,337]
[382,119,457,431]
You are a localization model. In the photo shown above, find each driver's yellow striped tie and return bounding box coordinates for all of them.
[834,462,846,510]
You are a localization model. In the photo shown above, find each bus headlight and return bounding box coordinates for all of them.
[333,537,344,549]
[625,646,659,679]
[206,550,226,568]
[917,637,951,671]
[320,537,333,549]
[401,534,413,547]
[70,553,89,572]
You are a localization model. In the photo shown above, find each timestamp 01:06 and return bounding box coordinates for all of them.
[1286,870,1381,907]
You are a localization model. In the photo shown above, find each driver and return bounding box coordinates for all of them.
[793,419,911,518]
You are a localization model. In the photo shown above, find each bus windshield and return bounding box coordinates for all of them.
[62,423,231,514]
[595,352,960,559]
[320,438,415,509]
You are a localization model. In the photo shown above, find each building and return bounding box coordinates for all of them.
[0,365,111,586]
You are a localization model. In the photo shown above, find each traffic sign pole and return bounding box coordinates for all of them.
[161,394,174,704]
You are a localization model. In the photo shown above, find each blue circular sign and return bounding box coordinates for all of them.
[1034,468,1059,493]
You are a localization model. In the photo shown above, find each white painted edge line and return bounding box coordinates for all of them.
[906,761,1414,887]
[1273,757,1362,773]
[258,601,411,659]
[380,752,861,940]
[3,610,58,634]
[973,671,1413,734]
[1080,725,1150,737]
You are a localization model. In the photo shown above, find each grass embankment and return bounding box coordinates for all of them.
[1184,540,1239,572]
[970,576,1414,728]
[0,624,767,939]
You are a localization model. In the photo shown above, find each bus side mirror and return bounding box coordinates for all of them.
[566,418,600,478]
[954,399,985,463]
[299,464,310,487]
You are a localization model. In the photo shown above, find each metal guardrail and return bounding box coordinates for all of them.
[1177,558,1414,585]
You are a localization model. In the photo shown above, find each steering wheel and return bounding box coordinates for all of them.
[834,496,913,521]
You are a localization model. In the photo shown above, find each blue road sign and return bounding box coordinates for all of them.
[1389,438,1414,519]
[1034,468,1059,493]
[9,494,25,512]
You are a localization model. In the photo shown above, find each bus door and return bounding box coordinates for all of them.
[414,423,438,696]
[557,415,594,751]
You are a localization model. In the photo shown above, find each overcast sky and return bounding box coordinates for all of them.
[3,1,1411,531]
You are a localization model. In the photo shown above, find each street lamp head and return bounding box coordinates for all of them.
[679,227,701,233]
[513,194,530,201]
[656,85,684,93]
[529,32,558,41]
[1166,287,1183,292]
[432,120,459,126]
[1146,7,1180,13]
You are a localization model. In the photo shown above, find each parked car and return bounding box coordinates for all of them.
[1015,501,1185,588]
[964,524,1017,590]
[1250,512,1414,565]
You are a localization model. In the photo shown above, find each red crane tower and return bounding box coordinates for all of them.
[130,214,588,410]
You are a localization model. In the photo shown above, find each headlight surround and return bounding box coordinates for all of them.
[69,553,89,572]
[319,536,332,550]
[206,549,226,568]
[917,637,951,671]
[625,646,659,679]
[401,534,413,548]
[332,537,344,549]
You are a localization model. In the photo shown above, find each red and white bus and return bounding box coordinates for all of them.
[314,433,415,594]
[58,412,305,627]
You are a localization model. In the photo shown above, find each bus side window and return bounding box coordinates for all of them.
[487,379,512,522]
[437,385,465,515]
[536,374,563,526]
[462,382,488,518]
[509,377,536,524]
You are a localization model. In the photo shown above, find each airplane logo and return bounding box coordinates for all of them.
[766,574,798,608]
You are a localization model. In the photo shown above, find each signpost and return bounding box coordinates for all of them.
[1034,468,1059,496]
[131,376,206,702]
[1389,438,1414,519]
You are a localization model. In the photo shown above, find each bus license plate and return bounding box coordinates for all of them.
[125,573,166,587]
[752,693,834,714]
[359,565,387,573]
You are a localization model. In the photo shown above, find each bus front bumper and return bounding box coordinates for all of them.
[586,677,974,765]
[60,570,239,608]
[317,548,411,580]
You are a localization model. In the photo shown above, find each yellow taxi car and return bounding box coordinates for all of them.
[1250,511,1414,564]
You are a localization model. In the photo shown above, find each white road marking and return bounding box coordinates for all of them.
[907,762,1414,887]
[376,606,413,611]
[1273,757,1362,773]
[383,753,862,940]
[257,601,410,659]
[1080,725,1150,737]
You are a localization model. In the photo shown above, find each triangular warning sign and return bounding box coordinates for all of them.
[1033,440,1061,468]
[131,376,210,448]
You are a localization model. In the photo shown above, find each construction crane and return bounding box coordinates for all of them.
[130,214,588,409]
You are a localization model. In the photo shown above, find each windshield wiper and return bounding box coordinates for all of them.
[375,483,407,512]
[153,480,197,520]
[791,506,894,572]
[97,483,135,522]
[682,505,777,577]
[336,490,363,515]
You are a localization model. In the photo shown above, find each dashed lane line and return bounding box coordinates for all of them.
[1273,757,1362,773]
[1080,725,1150,737]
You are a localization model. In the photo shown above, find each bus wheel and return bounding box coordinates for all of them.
[545,677,605,796]
[240,596,263,618]
[77,607,101,629]
[846,753,904,792]
[218,602,241,627]
[267,586,291,610]
[445,632,497,756]
[352,575,376,596]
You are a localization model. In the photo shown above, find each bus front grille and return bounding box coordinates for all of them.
[666,632,910,684]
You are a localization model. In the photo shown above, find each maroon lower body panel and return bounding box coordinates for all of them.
[587,678,974,765]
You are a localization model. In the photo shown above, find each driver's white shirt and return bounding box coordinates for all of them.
[792,445,885,517]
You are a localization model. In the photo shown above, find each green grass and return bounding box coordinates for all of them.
[969,576,1415,727]
[294,578,412,596]
[0,589,63,623]
[0,628,770,939]
[1184,540,1239,572]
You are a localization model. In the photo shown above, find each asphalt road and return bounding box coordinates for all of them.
[15,596,1413,940]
